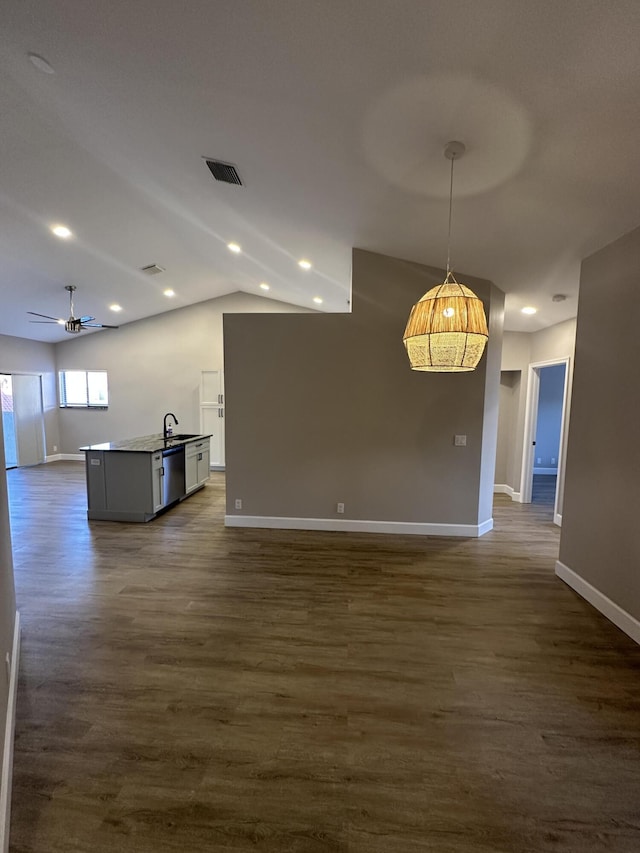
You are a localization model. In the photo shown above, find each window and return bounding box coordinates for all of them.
[59,370,109,408]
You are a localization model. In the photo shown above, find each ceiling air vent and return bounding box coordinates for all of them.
[204,158,243,186]
[140,264,165,276]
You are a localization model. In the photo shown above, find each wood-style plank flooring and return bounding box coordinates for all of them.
[7,462,640,852]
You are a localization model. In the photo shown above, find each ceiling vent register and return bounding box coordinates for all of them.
[140,264,165,275]
[205,159,243,185]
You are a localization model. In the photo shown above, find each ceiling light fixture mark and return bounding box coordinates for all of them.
[298,259,312,270]
[109,304,123,313]
[521,306,537,315]
[28,53,55,74]
[163,289,175,297]
[313,296,323,304]
[259,283,270,291]
[227,242,241,254]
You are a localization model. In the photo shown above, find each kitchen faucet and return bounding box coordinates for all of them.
[163,412,179,439]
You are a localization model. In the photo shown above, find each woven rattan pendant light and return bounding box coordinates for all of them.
[403,142,489,372]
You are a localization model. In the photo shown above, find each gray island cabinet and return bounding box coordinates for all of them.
[80,433,211,522]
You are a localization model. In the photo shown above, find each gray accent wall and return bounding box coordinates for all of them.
[559,225,640,623]
[495,371,521,486]
[55,292,312,454]
[224,248,504,528]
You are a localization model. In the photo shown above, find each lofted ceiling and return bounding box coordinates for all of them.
[1,0,640,343]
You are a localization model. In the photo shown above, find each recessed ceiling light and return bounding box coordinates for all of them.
[163,289,175,297]
[109,304,123,313]
[28,53,55,74]
[313,296,323,305]
[227,242,241,254]
[51,224,72,239]
[298,259,312,270]
[259,282,270,291]
[521,306,537,315]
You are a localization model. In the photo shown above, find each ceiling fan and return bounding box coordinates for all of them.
[28,285,120,334]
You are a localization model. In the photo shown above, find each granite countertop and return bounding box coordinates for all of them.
[79,433,212,453]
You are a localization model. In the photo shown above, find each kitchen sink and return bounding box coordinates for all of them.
[165,433,199,441]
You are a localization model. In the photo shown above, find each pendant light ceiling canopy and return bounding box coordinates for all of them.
[403,142,489,373]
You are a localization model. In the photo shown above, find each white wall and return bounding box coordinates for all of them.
[0,415,17,852]
[0,334,60,457]
[55,292,313,454]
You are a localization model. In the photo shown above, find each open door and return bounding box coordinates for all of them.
[520,358,571,525]
[12,374,45,467]
[0,376,18,469]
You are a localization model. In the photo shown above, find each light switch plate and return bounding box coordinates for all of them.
[454,435,467,446]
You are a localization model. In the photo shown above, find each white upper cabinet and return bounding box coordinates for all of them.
[200,370,225,468]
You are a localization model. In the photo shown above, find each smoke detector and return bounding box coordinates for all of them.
[552,293,567,302]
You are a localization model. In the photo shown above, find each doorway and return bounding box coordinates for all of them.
[1,375,18,468]
[520,358,571,525]
[0,374,45,468]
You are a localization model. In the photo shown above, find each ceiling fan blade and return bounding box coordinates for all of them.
[79,315,95,323]
[27,311,63,321]
[81,322,120,329]
[29,320,59,324]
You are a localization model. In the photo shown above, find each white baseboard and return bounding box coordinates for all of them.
[554,512,562,527]
[494,483,512,495]
[225,515,493,537]
[46,453,83,462]
[493,484,522,502]
[0,611,20,853]
[533,467,558,475]
[555,561,640,646]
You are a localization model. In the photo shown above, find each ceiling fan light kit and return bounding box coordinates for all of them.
[403,141,489,372]
[27,285,120,334]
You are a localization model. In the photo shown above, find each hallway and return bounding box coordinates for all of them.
[7,462,640,853]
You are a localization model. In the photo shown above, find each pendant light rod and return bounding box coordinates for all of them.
[443,141,466,277]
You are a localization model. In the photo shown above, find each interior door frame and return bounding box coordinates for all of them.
[519,357,571,525]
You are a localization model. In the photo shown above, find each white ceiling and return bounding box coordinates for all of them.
[2,0,640,342]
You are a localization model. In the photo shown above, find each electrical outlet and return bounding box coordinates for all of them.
[537,457,542,464]
[551,458,556,465]
[234,498,242,510]
[454,435,467,447]
[53,445,58,452]
[337,502,345,514]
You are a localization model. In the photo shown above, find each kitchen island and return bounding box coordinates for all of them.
[80,433,211,522]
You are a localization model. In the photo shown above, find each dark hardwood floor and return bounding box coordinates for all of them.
[6,462,640,852]
[532,473,557,508]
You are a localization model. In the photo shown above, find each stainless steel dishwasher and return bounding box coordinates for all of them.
[161,445,185,506]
